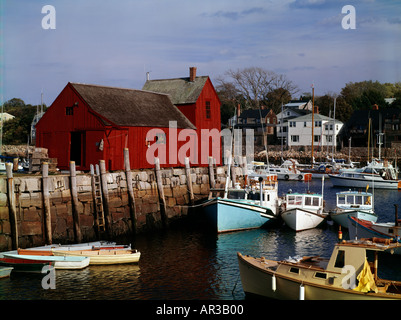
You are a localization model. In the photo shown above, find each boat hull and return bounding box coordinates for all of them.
[52,249,141,265]
[0,257,54,273]
[237,253,400,300]
[329,174,401,190]
[6,253,90,270]
[281,208,326,231]
[0,267,13,278]
[331,210,378,229]
[347,217,401,246]
[202,197,275,233]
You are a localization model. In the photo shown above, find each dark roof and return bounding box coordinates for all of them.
[239,108,273,119]
[70,83,196,129]
[142,76,209,105]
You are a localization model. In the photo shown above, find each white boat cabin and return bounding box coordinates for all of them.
[286,192,323,210]
[336,191,372,210]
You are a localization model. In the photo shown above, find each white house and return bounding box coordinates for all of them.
[277,104,311,147]
[287,113,343,149]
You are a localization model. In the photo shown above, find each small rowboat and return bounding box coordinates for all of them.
[7,253,90,270]
[52,249,141,265]
[0,267,13,278]
[0,257,54,273]
[23,241,131,253]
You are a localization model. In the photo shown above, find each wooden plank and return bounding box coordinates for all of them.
[124,148,137,234]
[154,157,168,228]
[70,161,82,243]
[6,163,18,249]
[41,162,52,245]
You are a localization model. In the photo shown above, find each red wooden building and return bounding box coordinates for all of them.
[35,82,197,171]
[143,67,221,165]
[36,68,221,171]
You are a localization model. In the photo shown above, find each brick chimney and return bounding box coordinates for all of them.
[189,67,197,82]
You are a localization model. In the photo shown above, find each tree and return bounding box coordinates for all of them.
[1,98,45,145]
[219,67,298,111]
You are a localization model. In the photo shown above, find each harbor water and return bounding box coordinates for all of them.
[1,179,401,300]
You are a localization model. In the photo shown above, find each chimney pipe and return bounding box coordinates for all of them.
[189,67,197,82]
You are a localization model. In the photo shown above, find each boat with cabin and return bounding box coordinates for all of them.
[330,190,378,228]
[252,160,312,181]
[329,159,401,190]
[202,174,280,233]
[238,239,401,300]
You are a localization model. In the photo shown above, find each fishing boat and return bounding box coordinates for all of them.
[329,159,401,190]
[348,216,401,244]
[280,178,327,231]
[330,190,378,228]
[0,267,13,278]
[253,160,312,181]
[52,249,141,265]
[0,256,54,273]
[203,171,280,233]
[11,251,90,269]
[237,239,401,300]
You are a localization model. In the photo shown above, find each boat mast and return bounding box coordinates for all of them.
[311,84,315,161]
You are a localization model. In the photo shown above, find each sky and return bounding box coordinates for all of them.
[1,0,401,106]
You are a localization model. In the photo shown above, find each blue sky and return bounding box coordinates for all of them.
[1,0,400,106]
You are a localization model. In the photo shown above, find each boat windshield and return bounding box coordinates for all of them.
[305,196,321,207]
[355,195,363,205]
[337,195,346,205]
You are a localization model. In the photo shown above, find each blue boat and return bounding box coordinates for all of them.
[330,190,378,228]
[202,197,277,233]
[203,169,280,233]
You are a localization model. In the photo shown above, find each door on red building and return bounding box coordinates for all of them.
[70,131,85,167]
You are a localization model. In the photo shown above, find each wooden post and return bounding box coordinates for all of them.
[208,156,216,199]
[154,157,168,228]
[6,163,18,249]
[41,162,52,245]
[230,162,236,188]
[69,161,82,243]
[12,158,19,172]
[184,157,194,205]
[124,148,137,234]
[241,156,248,187]
[90,164,100,236]
[99,160,112,238]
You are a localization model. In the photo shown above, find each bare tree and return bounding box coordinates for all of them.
[220,67,298,110]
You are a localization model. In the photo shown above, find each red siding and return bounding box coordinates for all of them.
[36,79,222,171]
[176,78,222,166]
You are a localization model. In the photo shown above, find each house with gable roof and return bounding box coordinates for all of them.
[35,82,197,171]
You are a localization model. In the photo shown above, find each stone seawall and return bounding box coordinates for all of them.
[0,160,234,252]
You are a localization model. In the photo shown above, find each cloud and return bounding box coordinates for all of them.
[202,7,266,20]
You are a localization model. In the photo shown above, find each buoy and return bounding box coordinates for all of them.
[272,274,276,292]
[299,284,305,300]
[338,226,343,242]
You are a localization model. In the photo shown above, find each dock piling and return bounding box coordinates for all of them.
[69,161,82,243]
[6,163,18,249]
[124,148,137,234]
[41,162,52,245]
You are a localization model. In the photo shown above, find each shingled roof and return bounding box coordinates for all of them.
[142,76,209,105]
[70,83,196,129]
